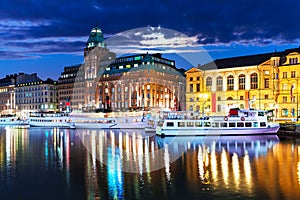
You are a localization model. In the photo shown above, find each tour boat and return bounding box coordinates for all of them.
[28,112,74,128]
[69,112,117,129]
[156,108,280,137]
[0,114,28,126]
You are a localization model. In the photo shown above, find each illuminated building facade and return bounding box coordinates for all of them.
[83,27,116,110]
[57,64,83,111]
[186,46,300,120]
[15,73,58,112]
[0,74,17,113]
[96,53,186,111]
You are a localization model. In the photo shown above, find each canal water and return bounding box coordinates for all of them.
[0,126,300,200]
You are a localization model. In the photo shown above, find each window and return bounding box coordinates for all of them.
[237,122,244,127]
[229,122,235,127]
[196,83,200,92]
[260,122,266,127]
[204,122,211,127]
[264,78,269,88]
[187,122,194,127]
[245,122,252,127]
[291,71,296,78]
[273,73,278,80]
[240,96,244,100]
[250,73,258,89]
[217,105,221,112]
[264,70,270,75]
[281,108,288,117]
[290,58,298,64]
[206,77,212,92]
[195,122,202,127]
[227,75,234,90]
[197,76,200,81]
[178,122,185,127]
[189,84,193,92]
[239,74,245,90]
[221,122,227,127]
[190,77,193,81]
[166,122,174,127]
[283,84,288,90]
[283,72,287,78]
[216,76,223,91]
[212,122,219,127]
[265,95,269,99]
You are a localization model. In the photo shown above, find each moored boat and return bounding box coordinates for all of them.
[28,112,74,128]
[69,112,116,129]
[0,114,28,126]
[156,108,280,137]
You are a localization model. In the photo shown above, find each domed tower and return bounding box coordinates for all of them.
[86,27,106,50]
[83,27,116,109]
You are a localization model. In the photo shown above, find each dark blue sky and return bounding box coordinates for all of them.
[0,0,299,79]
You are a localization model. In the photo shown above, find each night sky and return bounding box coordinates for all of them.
[0,0,299,80]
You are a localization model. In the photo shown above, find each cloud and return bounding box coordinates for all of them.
[0,0,298,60]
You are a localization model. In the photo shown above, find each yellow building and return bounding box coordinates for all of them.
[186,46,300,121]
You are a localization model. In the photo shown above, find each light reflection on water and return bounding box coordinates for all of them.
[0,126,300,199]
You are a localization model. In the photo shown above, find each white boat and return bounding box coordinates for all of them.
[0,114,28,126]
[69,112,117,129]
[156,108,280,137]
[28,112,74,128]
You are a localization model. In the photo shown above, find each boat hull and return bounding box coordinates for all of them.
[156,126,280,136]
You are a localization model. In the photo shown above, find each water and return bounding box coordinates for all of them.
[0,126,299,200]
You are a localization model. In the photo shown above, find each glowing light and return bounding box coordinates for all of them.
[164,144,171,182]
[232,153,240,189]
[198,145,204,181]
[221,148,229,186]
[244,150,252,192]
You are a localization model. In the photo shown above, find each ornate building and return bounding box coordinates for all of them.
[96,53,186,112]
[57,64,82,111]
[186,46,300,121]
[15,73,58,113]
[83,27,116,110]
[0,74,17,113]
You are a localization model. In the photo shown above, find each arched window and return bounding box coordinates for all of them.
[216,76,223,91]
[227,97,233,100]
[206,77,212,92]
[250,73,258,89]
[239,74,245,90]
[227,75,234,90]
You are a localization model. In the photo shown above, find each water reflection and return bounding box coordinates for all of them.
[0,127,300,199]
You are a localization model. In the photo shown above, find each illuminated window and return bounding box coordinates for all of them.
[250,73,258,89]
[291,71,296,78]
[283,72,287,78]
[216,76,223,91]
[227,75,234,91]
[206,77,212,92]
[264,78,269,88]
[239,74,245,90]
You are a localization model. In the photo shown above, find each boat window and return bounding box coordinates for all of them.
[253,122,258,127]
[178,122,186,127]
[258,112,264,116]
[204,122,211,127]
[187,122,194,127]
[229,122,235,127]
[221,122,227,127]
[212,122,219,127]
[237,122,244,127]
[260,122,266,127]
[195,122,202,127]
[245,122,252,127]
[166,122,174,127]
